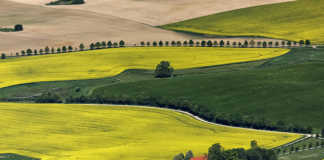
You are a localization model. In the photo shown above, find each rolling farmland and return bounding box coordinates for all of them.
[0,103,301,160]
[162,0,324,44]
[0,47,289,88]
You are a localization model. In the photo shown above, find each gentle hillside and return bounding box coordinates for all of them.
[162,0,324,44]
[91,48,324,129]
[0,103,301,160]
[0,47,288,88]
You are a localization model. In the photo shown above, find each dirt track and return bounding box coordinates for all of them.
[0,0,294,54]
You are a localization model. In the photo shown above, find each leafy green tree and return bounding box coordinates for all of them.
[90,43,95,50]
[45,46,50,54]
[249,40,255,47]
[113,42,118,48]
[140,41,145,47]
[184,150,194,160]
[251,140,258,149]
[177,41,182,47]
[39,49,44,55]
[14,24,23,31]
[1,53,6,59]
[226,41,230,47]
[95,42,101,49]
[263,41,267,48]
[183,40,188,47]
[281,41,286,46]
[171,41,176,47]
[68,45,73,52]
[201,40,206,47]
[62,46,67,53]
[159,40,164,47]
[244,40,248,47]
[101,41,107,48]
[153,41,158,47]
[173,153,185,160]
[196,41,200,47]
[155,61,174,78]
[268,41,273,48]
[207,40,213,47]
[79,43,85,51]
[165,41,169,46]
[146,41,151,47]
[57,48,61,53]
[214,41,218,47]
[208,143,224,160]
[34,49,38,55]
[232,41,237,47]
[16,52,19,56]
[189,40,194,47]
[257,41,262,47]
[27,49,33,56]
[275,41,280,47]
[106,41,112,48]
[305,40,311,46]
[220,40,225,47]
[299,40,305,46]
[119,40,125,47]
[51,47,55,54]
[287,41,292,47]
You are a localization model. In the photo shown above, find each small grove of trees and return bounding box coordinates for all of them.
[155,61,174,78]
[174,141,277,160]
[14,24,23,31]
[35,92,62,103]
[173,151,194,160]
[1,53,6,59]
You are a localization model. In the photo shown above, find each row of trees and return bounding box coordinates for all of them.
[277,140,324,155]
[1,39,312,59]
[174,141,277,160]
[139,39,311,48]
[0,40,126,58]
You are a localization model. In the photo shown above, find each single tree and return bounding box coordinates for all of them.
[16,52,19,56]
[171,41,176,47]
[263,41,267,48]
[232,41,237,47]
[184,150,194,160]
[1,53,6,59]
[165,41,169,46]
[57,48,61,53]
[62,46,67,53]
[208,143,224,160]
[39,49,44,55]
[79,43,85,51]
[95,42,101,49]
[68,46,73,52]
[183,40,188,47]
[146,41,151,47]
[275,41,280,47]
[287,41,292,47]
[14,24,23,31]
[113,42,118,48]
[220,40,225,47]
[101,41,107,48]
[176,41,182,47]
[159,40,164,47]
[207,40,213,47]
[34,49,38,55]
[251,140,258,149]
[153,41,158,47]
[309,142,313,149]
[201,40,206,47]
[155,61,174,78]
[257,41,262,47]
[51,47,55,54]
[140,41,145,47]
[26,49,33,56]
[299,40,305,46]
[119,40,125,47]
[244,40,249,47]
[268,41,273,48]
[45,46,50,54]
[173,153,185,160]
[226,41,230,47]
[249,40,255,48]
[189,40,194,47]
[213,41,218,47]
[90,43,95,50]
[321,128,324,137]
[281,41,286,46]
[305,40,311,46]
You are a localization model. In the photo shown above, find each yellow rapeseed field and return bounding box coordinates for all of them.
[0,103,301,160]
[0,47,289,88]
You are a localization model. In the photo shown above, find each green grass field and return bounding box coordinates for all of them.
[280,147,324,160]
[162,0,324,44]
[0,103,300,160]
[0,47,288,88]
[90,48,324,130]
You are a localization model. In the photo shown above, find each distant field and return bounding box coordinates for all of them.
[0,47,288,88]
[0,103,301,160]
[162,0,324,44]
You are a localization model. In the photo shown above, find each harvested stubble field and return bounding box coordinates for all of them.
[0,47,289,88]
[0,103,301,160]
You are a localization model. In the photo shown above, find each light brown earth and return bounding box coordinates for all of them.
[0,0,294,54]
